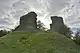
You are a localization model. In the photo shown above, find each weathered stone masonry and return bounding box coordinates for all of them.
[50,16,64,33]
[16,12,37,30]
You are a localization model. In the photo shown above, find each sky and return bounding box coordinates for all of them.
[0,0,80,32]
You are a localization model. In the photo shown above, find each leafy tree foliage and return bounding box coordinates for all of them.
[37,20,46,31]
[0,30,8,37]
[74,29,80,45]
[59,25,72,38]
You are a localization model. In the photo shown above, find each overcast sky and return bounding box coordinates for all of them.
[0,0,80,32]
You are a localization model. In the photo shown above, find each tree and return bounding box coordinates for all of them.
[0,30,8,37]
[59,25,72,38]
[37,20,46,31]
[74,29,80,45]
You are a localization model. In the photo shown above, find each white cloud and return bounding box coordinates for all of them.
[0,0,80,31]
[60,0,80,31]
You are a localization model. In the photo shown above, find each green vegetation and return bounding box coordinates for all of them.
[0,31,80,53]
[0,30,8,37]
[59,25,72,38]
[73,30,80,45]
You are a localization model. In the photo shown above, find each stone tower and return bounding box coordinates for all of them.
[50,16,64,33]
[16,12,37,30]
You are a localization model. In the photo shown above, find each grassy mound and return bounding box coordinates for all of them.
[0,31,80,53]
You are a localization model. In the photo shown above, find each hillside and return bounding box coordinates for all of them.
[0,31,80,53]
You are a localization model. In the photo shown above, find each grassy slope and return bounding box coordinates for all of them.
[0,31,80,53]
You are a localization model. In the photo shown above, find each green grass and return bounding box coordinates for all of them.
[0,30,80,53]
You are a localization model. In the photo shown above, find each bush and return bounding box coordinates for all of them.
[0,30,8,37]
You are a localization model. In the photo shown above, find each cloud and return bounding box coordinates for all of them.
[0,0,80,31]
[60,0,80,31]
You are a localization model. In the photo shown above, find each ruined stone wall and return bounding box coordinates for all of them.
[50,16,64,33]
[16,12,37,30]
